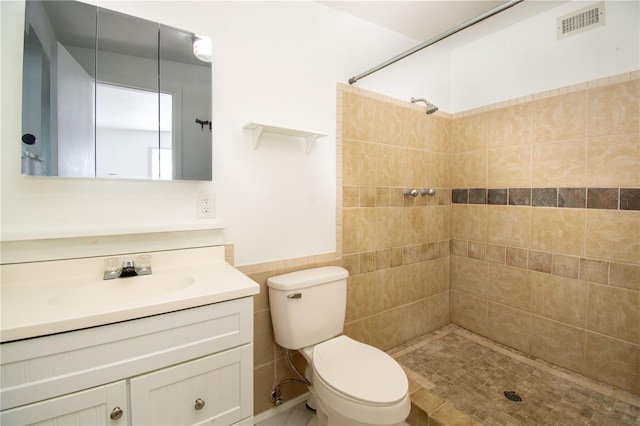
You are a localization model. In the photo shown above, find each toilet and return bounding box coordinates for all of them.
[267,266,411,426]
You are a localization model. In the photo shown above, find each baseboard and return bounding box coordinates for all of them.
[253,392,310,424]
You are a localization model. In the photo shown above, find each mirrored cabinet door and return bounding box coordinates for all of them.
[20,0,213,181]
[22,0,97,177]
[160,25,212,181]
[95,8,160,180]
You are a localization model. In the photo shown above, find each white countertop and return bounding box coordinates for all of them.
[0,246,259,342]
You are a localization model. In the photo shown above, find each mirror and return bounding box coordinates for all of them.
[21,0,212,181]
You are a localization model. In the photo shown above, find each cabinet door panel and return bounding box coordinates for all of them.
[130,345,252,426]
[0,381,126,426]
[2,297,252,411]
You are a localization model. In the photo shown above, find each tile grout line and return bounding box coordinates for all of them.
[393,324,640,415]
[452,327,640,408]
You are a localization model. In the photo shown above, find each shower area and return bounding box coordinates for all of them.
[338,74,639,424]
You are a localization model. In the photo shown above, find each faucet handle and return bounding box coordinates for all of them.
[104,257,121,271]
[403,188,419,198]
[134,254,152,276]
[103,257,122,280]
[135,255,151,268]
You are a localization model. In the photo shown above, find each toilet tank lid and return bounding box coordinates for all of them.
[267,266,348,290]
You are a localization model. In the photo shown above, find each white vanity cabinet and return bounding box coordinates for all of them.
[0,297,254,426]
[0,381,127,425]
[130,346,251,425]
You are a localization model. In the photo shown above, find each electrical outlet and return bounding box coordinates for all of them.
[197,192,215,219]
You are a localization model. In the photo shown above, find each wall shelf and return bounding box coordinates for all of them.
[243,122,327,155]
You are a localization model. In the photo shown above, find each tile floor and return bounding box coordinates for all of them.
[256,324,640,425]
[391,324,640,425]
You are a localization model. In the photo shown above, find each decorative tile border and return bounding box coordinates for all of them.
[344,186,451,208]
[451,239,640,291]
[343,240,451,277]
[452,187,640,210]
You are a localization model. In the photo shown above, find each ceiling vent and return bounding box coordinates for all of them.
[557,1,605,40]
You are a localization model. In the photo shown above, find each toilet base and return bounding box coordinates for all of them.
[305,389,316,411]
[306,387,408,426]
[307,413,407,426]
[306,415,319,426]
[298,342,409,426]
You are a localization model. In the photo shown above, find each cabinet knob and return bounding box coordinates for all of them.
[194,398,206,410]
[110,406,123,421]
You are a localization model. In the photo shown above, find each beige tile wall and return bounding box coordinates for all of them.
[246,72,639,418]
[450,76,640,395]
[244,84,453,417]
[339,84,452,352]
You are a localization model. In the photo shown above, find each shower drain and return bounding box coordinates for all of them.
[504,391,523,402]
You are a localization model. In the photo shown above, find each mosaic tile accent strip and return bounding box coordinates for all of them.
[558,187,586,208]
[343,186,451,208]
[394,326,640,426]
[469,188,487,204]
[620,188,640,210]
[452,239,639,290]
[452,189,469,204]
[509,188,531,206]
[587,188,619,209]
[532,188,558,207]
[488,189,508,205]
[453,187,640,210]
[343,240,450,276]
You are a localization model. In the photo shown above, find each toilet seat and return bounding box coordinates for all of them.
[312,335,408,406]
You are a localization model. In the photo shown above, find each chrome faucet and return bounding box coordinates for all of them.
[103,256,152,280]
[120,260,138,278]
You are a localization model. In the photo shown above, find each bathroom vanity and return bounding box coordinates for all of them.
[0,246,259,425]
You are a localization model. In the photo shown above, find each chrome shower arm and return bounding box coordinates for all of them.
[410,97,428,105]
[411,97,439,114]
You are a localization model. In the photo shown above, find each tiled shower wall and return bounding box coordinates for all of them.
[245,84,454,417]
[449,75,640,395]
[247,73,639,418]
[339,84,452,350]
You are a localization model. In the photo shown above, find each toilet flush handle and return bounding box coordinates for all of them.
[287,293,302,299]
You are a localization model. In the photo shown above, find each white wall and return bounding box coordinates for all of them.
[348,41,453,113]
[1,0,427,266]
[450,0,640,112]
[4,0,636,266]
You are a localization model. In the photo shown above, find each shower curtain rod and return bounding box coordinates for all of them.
[348,0,524,85]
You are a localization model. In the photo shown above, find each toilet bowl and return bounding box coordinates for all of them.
[300,335,410,426]
[267,267,411,426]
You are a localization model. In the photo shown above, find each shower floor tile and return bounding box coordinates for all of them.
[391,325,640,426]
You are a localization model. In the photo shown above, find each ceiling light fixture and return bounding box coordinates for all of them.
[193,35,212,63]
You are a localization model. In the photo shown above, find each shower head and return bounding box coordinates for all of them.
[410,97,439,115]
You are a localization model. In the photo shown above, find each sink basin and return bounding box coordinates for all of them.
[48,275,195,307]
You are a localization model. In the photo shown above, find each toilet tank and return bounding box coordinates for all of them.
[267,266,348,350]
